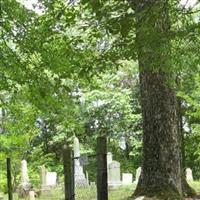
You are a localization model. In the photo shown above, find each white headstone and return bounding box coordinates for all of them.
[40,165,47,189]
[186,168,193,181]
[73,136,88,186]
[134,167,141,184]
[107,152,113,166]
[19,160,31,197]
[122,173,133,185]
[108,161,122,189]
[46,172,57,186]
[74,137,80,164]
[21,160,30,186]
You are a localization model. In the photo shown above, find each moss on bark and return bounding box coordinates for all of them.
[131,185,183,200]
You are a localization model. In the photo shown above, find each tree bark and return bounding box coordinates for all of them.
[132,0,182,199]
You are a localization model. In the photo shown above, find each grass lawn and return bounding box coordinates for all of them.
[2,184,135,200]
[2,182,200,200]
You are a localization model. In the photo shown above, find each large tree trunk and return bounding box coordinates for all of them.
[132,0,182,199]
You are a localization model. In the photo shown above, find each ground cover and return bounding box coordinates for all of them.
[3,182,200,200]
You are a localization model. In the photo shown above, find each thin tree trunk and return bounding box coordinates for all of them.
[132,0,182,199]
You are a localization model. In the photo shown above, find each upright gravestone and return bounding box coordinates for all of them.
[108,161,122,189]
[107,152,113,182]
[46,172,57,186]
[107,152,113,166]
[21,160,30,186]
[134,167,141,184]
[186,168,193,181]
[122,173,133,185]
[74,136,88,186]
[19,160,31,197]
[40,165,57,192]
[40,165,47,190]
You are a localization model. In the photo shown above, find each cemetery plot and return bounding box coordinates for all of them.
[0,137,141,200]
[74,156,97,200]
[73,136,97,200]
[107,152,135,199]
[1,151,197,200]
[1,185,135,200]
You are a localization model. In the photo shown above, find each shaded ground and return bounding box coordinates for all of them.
[131,182,200,200]
[2,182,200,200]
[2,184,135,200]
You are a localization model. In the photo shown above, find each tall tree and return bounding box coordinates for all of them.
[79,0,200,198]
[2,0,200,198]
[132,0,182,199]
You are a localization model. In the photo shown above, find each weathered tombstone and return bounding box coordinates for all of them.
[122,173,133,185]
[73,136,88,186]
[46,172,57,186]
[186,168,193,181]
[39,166,57,197]
[40,165,47,190]
[134,167,141,184]
[107,152,113,166]
[21,160,29,185]
[107,152,113,182]
[39,165,52,196]
[108,161,122,189]
[18,160,31,198]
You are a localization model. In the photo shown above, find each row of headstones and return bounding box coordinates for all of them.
[18,137,89,193]
[19,160,58,200]
[74,136,140,189]
[73,136,195,188]
[73,136,136,189]
[107,152,141,189]
[73,132,193,191]
[19,136,88,191]
[19,136,195,192]
[20,159,194,191]
[106,153,195,189]
[19,137,90,193]
[20,160,57,190]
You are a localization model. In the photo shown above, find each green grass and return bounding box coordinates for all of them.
[2,184,135,200]
[189,181,200,194]
[3,182,200,200]
[109,185,135,200]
